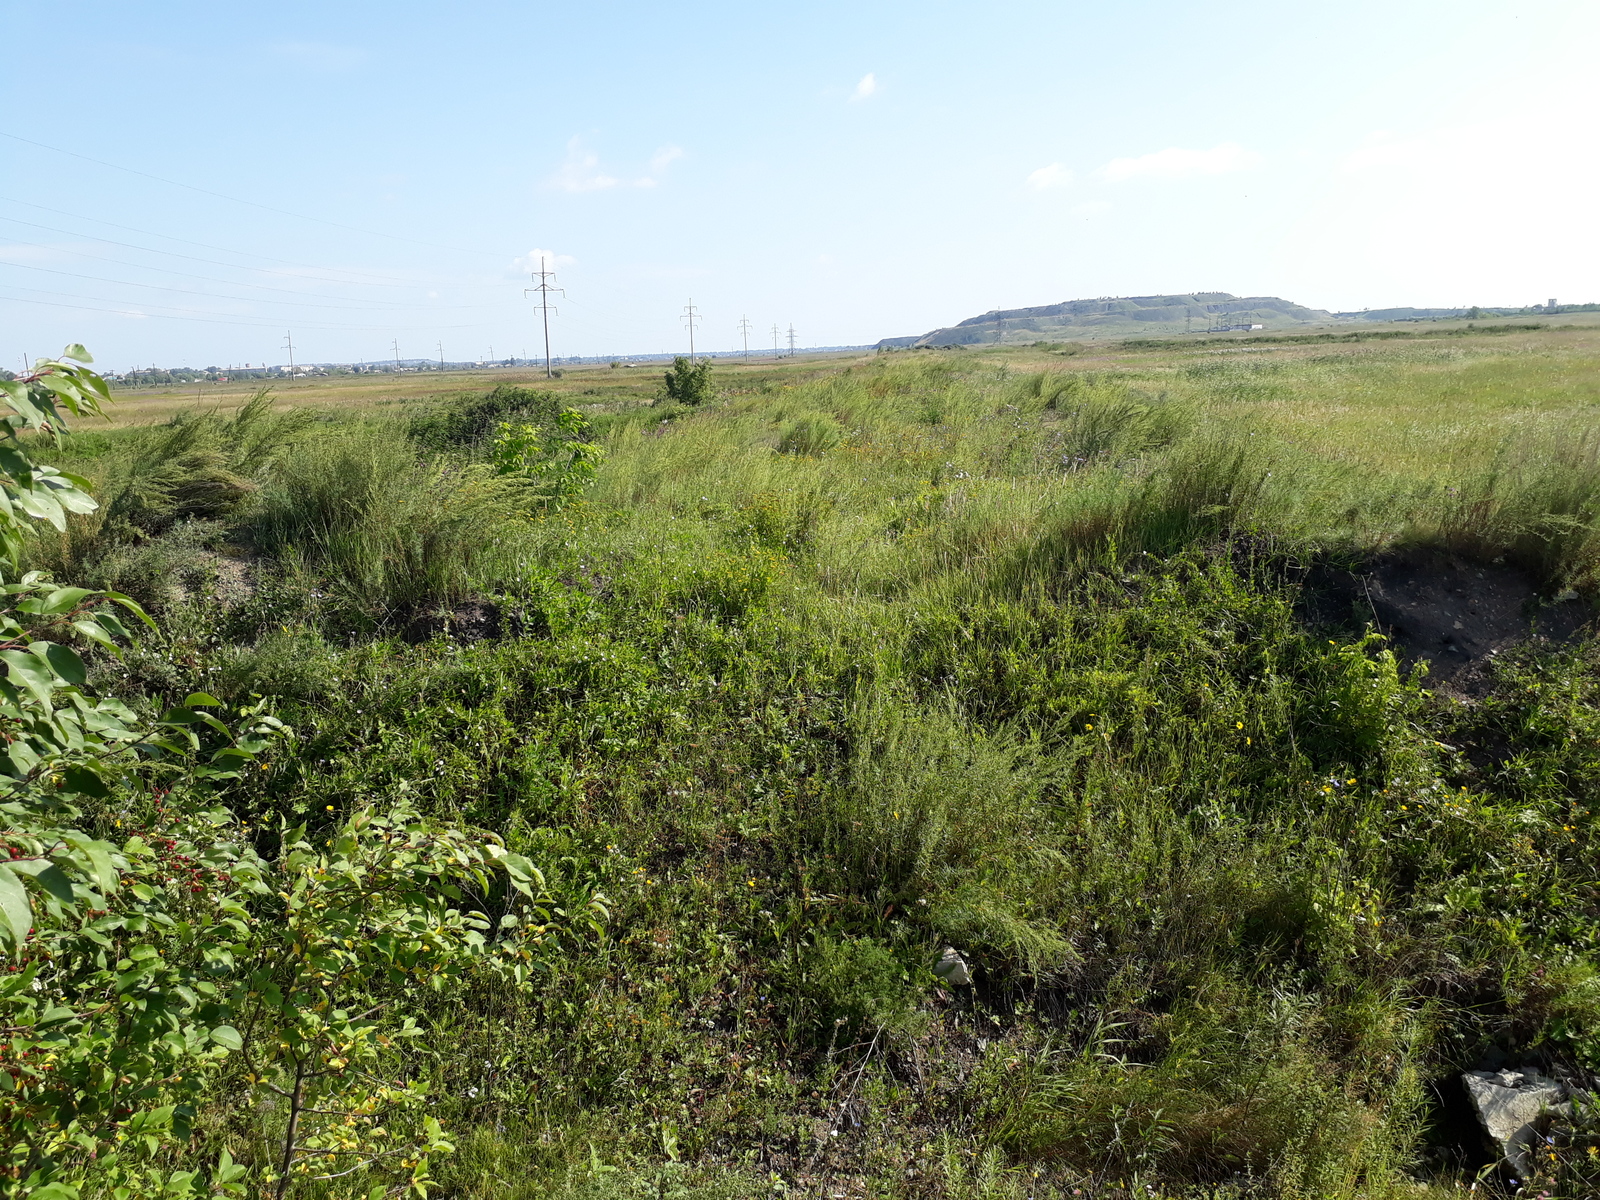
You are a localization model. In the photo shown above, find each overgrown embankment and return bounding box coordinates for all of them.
[15,341,1600,1198]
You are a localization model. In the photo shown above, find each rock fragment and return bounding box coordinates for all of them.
[934,947,971,986]
[1461,1067,1569,1176]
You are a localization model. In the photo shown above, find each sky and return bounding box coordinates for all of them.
[1,0,1596,371]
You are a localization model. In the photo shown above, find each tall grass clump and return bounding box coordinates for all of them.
[1424,432,1600,590]
[249,420,529,618]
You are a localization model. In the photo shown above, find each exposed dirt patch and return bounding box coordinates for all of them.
[1300,549,1594,687]
[169,548,259,608]
[403,600,502,644]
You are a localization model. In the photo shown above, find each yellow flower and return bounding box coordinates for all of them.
[1236,722,1243,730]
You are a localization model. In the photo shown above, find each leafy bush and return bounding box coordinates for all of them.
[490,409,605,511]
[662,356,714,406]
[408,384,576,452]
[0,350,601,1199]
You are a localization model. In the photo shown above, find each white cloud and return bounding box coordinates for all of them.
[1026,162,1074,191]
[1099,142,1262,182]
[511,248,576,278]
[550,139,621,192]
[851,73,878,102]
[1069,200,1111,217]
[549,138,680,192]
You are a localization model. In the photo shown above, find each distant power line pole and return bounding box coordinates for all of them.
[738,315,753,361]
[282,330,295,377]
[787,324,797,355]
[524,256,564,378]
[681,299,701,358]
[437,341,445,370]
[771,323,781,357]
[392,338,401,371]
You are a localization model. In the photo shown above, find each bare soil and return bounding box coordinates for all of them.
[1300,549,1594,687]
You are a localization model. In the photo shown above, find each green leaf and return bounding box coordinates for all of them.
[61,344,92,363]
[184,692,223,707]
[9,861,74,904]
[0,648,54,705]
[67,836,119,896]
[0,864,32,949]
[70,618,119,652]
[208,1024,244,1051]
[13,483,66,530]
[61,764,110,798]
[33,641,86,686]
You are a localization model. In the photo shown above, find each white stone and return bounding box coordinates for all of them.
[1461,1068,1569,1175]
[934,947,971,986]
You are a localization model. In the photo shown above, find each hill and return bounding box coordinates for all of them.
[878,291,1333,348]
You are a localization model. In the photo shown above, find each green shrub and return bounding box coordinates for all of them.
[409,384,576,452]
[793,935,919,1046]
[662,356,714,405]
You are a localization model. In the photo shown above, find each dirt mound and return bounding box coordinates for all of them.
[1301,549,1593,684]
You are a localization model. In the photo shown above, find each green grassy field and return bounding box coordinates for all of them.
[13,318,1600,1199]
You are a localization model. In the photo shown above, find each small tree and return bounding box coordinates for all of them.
[662,356,713,406]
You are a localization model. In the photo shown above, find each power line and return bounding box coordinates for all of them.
[392,338,401,371]
[283,331,296,376]
[0,195,499,290]
[0,258,457,313]
[0,284,492,331]
[0,129,501,259]
[681,298,701,358]
[787,324,798,355]
[771,323,781,357]
[0,231,478,310]
[523,256,564,379]
[737,315,752,361]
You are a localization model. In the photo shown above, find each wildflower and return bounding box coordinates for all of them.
[1236,722,1244,730]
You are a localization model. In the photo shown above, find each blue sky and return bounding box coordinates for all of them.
[2,0,1595,370]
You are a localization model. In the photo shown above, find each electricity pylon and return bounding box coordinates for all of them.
[524,257,564,378]
[682,299,702,357]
